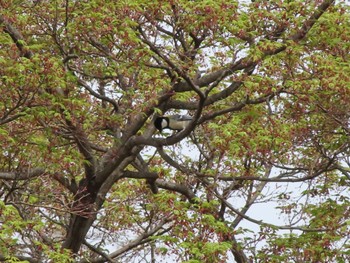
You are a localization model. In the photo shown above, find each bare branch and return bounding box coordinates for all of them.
[231,165,271,228]
[138,26,206,100]
[212,185,335,232]
[83,241,117,263]
[76,77,119,113]
[79,218,172,263]
[157,147,190,174]
[196,162,336,183]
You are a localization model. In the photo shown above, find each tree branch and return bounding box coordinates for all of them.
[0,15,33,59]
[289,0,335,41]
[0,255,38,263]
[156,179,196,202]
[79,218,172,263]
[83,240,117,263]
[76,77,119,113]
[0,168,45,180]
[212,183,335,232]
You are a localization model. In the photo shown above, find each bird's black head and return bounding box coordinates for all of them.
[154,117,164,132]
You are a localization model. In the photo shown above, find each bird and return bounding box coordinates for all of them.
[154,114,193,132]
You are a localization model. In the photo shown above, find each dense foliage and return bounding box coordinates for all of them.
[1,0,350,262]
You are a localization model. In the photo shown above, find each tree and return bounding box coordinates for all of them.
[0,0,350,262]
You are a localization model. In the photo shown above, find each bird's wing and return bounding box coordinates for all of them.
[169,114,193,121]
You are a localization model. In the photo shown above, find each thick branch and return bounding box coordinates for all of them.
[289,0,335,41]
[122,170,196,201]
[156,179,196,202]
[66,120,96,180]
[0,255,38,263]
[0,168,45,180]
[0,15,33,58]
[122,170,158,180]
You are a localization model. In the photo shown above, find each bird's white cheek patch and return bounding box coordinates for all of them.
[161,119,168,128]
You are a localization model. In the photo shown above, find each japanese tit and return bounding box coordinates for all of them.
[154,115,193,132]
